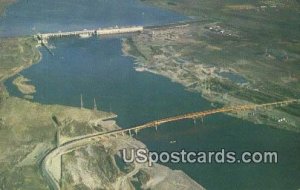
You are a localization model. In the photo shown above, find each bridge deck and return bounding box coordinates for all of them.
[90,99,299,139]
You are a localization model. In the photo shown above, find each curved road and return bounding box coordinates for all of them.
[41,99,299,190]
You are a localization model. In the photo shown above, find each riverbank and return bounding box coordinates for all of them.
[1,40,207,190]
[0,37,41,82]
[124,0,300,132]
[0,37,205,189]
[0,3,206,188]
[49,116,205,190]
[1,0,300,189]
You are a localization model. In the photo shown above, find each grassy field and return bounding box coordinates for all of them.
[0,24,119,188]
[0,3,113,187]
[0,36,111,187]
[0,37,40,81]
[0,0,299,188]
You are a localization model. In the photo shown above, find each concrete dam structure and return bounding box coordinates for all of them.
[36,26,143,40]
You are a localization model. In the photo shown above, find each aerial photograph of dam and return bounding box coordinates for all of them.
[0,0,299,189]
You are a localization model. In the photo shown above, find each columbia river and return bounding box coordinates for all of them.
[2,0,300,189]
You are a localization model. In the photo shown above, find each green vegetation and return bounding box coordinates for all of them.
[125,38,147,60]
[0,97,56,189]
[0,95,111,189]
[143,0,300,17]
[0,3,53,185]
[129,0,300,130]
[0,0,298,188]
[0,37,40,81]
[0,3,125,188]
[0,23,117,188]
[0,5,112,187]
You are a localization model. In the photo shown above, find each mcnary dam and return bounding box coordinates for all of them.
[36,26,144,40]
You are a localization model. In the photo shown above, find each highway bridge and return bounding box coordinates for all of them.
[41,99,299,190]
[91,99,299,139]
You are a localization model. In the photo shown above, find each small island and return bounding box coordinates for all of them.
[13,75,36,95]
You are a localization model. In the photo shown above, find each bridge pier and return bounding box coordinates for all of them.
[85,100,299,145]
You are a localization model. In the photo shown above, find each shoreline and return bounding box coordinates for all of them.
[0,35,206,189]
[0,37,42,83]
[121,38,300,133]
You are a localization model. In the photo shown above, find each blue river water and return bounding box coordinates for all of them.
[2,1,300,190]
[0,0,185,37]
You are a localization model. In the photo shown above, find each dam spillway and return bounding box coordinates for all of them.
[36,26,144,40]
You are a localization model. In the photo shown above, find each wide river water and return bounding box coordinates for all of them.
[2,0,300,189]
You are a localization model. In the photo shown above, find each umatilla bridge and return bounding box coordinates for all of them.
[43,99,299,190]
[74,99,300,143]
[95,99,299,139]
